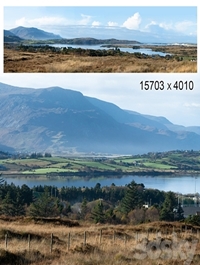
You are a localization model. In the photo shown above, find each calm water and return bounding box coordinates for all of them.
[50,44,169,57]
[3,175,200,194]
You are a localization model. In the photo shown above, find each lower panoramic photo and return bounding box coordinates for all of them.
[0,74,200,265]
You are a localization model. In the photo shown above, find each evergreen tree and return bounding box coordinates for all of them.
[91,200,105,223]
[1,191,15,216]
[174,203,184,221]
[160,191,177,221]
[121,181,144,214]
[13,191,26,216]
[28,190,61,217]
[81,197,88,219]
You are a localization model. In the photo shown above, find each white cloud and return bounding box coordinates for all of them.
[15,14,92,28]
[175,21,196,33]
[184,103,200,108]
[92,21,101,27]
[16,16,70,27]
[107,21,118,27]
[144,20,196,36]
[122,12,141,30]
[78,14,91,25]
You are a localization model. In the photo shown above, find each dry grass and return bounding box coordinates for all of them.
[4,48,197,73]
[0,217,199,264]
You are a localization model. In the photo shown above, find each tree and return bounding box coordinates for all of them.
[121,181,144,214]
[0,191,15,216]
[28,190,62,217]
[91,200,105,223]
[13,191,26,216]
[174,203,184,221]
[160,191,177,221]
[81,198,88,219]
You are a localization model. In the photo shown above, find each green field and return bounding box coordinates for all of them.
[1,150,200,176]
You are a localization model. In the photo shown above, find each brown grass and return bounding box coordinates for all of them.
[4,48,197,73]
[0,217,199,264]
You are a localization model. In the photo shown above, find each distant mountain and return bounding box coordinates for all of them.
[4,30,23,42]
[143,114,200,136]
[0,82,200,155]
[9,26,62,40]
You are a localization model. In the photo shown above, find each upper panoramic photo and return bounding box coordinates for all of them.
[4,6,197,73]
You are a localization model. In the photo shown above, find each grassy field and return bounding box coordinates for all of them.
[0,217,199,264]
[4,44,197,73]
[1,151,200,178]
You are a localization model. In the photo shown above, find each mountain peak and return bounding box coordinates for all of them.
[9,26,62,40]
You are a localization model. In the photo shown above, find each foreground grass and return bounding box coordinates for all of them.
[4,47,197,73]
[0,217,200,264]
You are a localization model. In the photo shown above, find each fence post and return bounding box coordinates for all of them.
[113,230,116,243]
[50,233,53,253]
[99,229,102,244]
[28,234,30,252]
[124,234,127,246]
[5,233,8,250]
[67,233,70,251]
[84,231,86,245]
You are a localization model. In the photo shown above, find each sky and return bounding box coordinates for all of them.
[1,1,200,128]
[3,6,197,43]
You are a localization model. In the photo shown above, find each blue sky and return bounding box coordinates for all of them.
[4,6,197,43]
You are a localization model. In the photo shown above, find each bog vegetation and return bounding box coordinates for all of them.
[4,43,197,73]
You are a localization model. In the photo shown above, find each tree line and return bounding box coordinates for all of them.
[0,176,189,225]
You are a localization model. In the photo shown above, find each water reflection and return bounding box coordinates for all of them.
[3,174,200,194]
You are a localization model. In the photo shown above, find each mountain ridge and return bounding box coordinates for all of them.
[0,83,199,155]
[9,26,62,40]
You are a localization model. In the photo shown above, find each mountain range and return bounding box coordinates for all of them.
[0,82,200,155]
[4,26,197,44]
[4,26,62,41]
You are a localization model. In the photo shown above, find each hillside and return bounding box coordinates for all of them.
[9,26,62,40]
[0,82,200,154]
[4,30,23,42]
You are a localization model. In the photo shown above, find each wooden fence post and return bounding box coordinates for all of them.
[124,234,127,246]
[113,230,116,243]
[50,233,53,253]
[136,232,138,242]
[28,234,30,252]
[5,233,8,250]
[84,231,86,245]
[67,233,70,251]
[99,229,102,244]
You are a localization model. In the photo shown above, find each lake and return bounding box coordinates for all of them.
[50,44,170,57]
[3,174,200,195]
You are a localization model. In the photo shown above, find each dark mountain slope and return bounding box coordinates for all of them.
[87,97,168,130]
[4,30,23,42]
